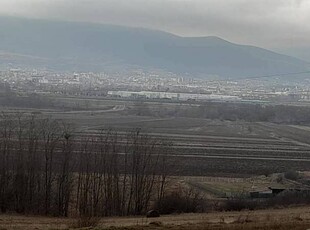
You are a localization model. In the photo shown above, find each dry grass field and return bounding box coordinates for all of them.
[181,175,298,198]
[0,206,310,230]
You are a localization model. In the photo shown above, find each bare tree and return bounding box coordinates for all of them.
[54,124,75,217]
[0,115,172,217]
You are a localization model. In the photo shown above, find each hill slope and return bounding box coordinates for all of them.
[0,16,309,78]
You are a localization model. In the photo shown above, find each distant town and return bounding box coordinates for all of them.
[1,67,310,104]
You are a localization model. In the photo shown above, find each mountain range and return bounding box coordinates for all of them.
[0,16,309,79]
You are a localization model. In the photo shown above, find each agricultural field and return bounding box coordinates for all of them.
[2,96,310,176]
[1,96,310,230]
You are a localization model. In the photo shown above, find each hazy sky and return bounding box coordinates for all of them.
[0,0,309,49]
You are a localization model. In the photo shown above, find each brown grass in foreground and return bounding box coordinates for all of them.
[105,221,310,230]
[0,206,310,230]
[0,219,309,230]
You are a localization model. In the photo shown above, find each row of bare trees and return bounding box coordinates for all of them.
[0,113,171,217]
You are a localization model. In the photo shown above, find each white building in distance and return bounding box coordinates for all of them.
[108,91,241,101]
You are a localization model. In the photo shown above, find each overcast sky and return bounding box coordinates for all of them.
[0,0,309,49]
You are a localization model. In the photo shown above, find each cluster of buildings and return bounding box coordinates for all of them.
[1,68,310,103]
[107,90,241,102]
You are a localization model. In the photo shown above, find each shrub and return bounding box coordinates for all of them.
[146,210,160,218]
[222,190,310,212]
[284,171,300,181]
[224,199,260,211]
[154,189,207,214]
[268,190,310,206]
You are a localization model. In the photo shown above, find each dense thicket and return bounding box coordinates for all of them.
[0,113,171,217]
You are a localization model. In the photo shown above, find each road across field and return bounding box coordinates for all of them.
[43,105,126,114]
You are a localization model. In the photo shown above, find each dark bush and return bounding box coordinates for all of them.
[154,190,206,214]
[224,199,261,211]
[268,190,310,206]
[146,210,160,218]
[221,190,310,212]
[284,171,300,180]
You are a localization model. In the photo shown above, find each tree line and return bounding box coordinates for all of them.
[0,113,171,217]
